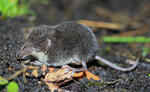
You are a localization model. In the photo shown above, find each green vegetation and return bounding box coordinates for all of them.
[7,81,19,92]
[0,76,19,92]
[148,73,150,77]
[102,46,111,55]
[102,36,150,43]
[142,47,150,57]
[87,81,103,87]
[0,76,8,85]
[0,0,34,18]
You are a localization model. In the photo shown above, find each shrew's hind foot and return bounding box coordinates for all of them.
[62,61,100,81]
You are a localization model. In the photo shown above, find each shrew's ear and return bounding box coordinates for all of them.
[43,39,52,53]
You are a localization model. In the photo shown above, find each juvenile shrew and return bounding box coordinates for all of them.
[16,21,139,72]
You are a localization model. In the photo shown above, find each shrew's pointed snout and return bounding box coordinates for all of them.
[16,51,27,60]
[16,51,21,59]
[16,43,35,60]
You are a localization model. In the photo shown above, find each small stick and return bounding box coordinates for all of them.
[23,67,27,83]
[77,20,126,30]
[95,7,131,23]
[128,4,150,25]
[95,6,149,29]
[103,79,121,85]
[113,27,149,36]
[6,66,28,81]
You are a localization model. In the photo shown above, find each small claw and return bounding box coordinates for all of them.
[62,65,76,71]
[62,65,70,68]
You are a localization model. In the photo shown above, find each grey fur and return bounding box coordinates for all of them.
[18,22,98,66]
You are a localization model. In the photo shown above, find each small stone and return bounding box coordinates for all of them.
[120,73,129,81]
[80,77,88,84]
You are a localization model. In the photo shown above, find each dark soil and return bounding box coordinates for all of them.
[1,0,150,92]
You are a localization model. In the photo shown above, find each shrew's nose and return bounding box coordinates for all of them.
[16,51,29,60]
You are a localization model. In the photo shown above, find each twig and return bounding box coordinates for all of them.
[103,79,121,85]
[144,58,150,63]
[95,7,131,23]
[87,79,121,87]
[114,27,149,36]
[95,5,150,29]
[6,67,28,81]
[77,20,126,30]
[128,4,150,25]
[23,68,27,84]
